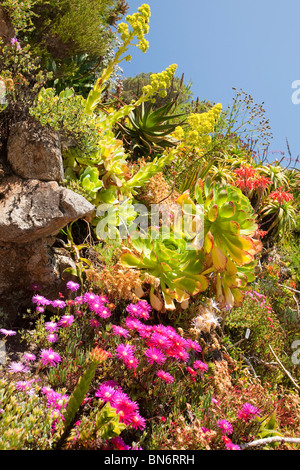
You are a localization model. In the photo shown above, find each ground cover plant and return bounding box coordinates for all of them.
[0,1,300,452]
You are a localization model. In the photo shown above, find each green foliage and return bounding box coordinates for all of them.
[121,72,194,112]
[0,380,55,450]
[1,0,43,33]
[60,348,109,431]
[66,402,126,448]
[16,0,127,84]
[121,227,208,311]
[118,100,187,159]
[258,198,297,240]
[177,178,261,308]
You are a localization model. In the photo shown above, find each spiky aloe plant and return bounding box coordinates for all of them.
[118,100,187,159]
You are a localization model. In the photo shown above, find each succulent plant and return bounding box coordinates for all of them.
[118,100,187,159]
[121,227,208,311]
[177,178,262,308]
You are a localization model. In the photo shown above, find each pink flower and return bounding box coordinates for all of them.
[15,380,32,391]
[32,294,51,306]
[114,396,138,425]
[52,299,66,309]
[8,362,29,373]
[136,324,153,339]
[0,328,16,336]
[126,303,142,318]
[58,315,74,327]
[221,435,240,450]
[45,322,58,333]
[217,419,233,435]
[46,391,69,410]
[116,343,136,364]
[66,281,80,292]
[40,348,61,367]
[112,325,130,338]
[156,369,174,384]
[193,360,208,372]
[144,347,166,365]
[185,339,202,353]
[110,436,131,450]
[46,333,59,343]
[130,413,146,430]
[238,402,261,421]
[98,307,111,319]
[23,353,36,362]
[125,355,139,370]
[147,332,172,350]
[172,349,189,362]
[125,317,144,331]
[186,366,197,377]
[10,37,21,49]
[95,384,116,403]
[89,318,100,328]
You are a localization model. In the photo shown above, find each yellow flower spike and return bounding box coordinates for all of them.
[85,4,151,114]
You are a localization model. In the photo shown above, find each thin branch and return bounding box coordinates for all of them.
[240,436,300,449]
[268,345,300,390]
[278,284,300,295]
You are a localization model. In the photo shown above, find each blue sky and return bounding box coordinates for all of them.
[121,0,300,168]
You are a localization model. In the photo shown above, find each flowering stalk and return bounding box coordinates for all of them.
[85,4,151,115]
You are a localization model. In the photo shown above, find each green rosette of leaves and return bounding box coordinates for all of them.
[177,178,262,308]
[121,226,208,311]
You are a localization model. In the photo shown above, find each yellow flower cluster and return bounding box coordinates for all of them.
[140,63,178,101]
[185,103,222,148]
[117,4,151,53]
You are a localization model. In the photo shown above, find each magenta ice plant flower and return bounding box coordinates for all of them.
[130,413,146,430]
[126,303,142,318]
[97,306,111,319]
[32,294,51,306]
[185,339,202,353]
[52,299,66,309]
[238,402,261,421]
[144,347,166,365]
[15,380,32,391]
[193,360,209,372]
[8,361,30,373]
[89,318,100,328]
[45,321,59,333]
[116,343,136,362]
[95,384,117,404]
[58,315,74,327]
[111,325,130,338]
[0,328,16,336]
[110,436,131,451]
[147,332,172,350]
[46,333,59,343]
[40,348,61,367]
[66,281,80,292]
[23,352,36,362]
[156,369,174,384]
[217,419,233,435]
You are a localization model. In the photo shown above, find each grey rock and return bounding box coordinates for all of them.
[0,238,79,321]
[7,120,64,182]
[0,176,94,244]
